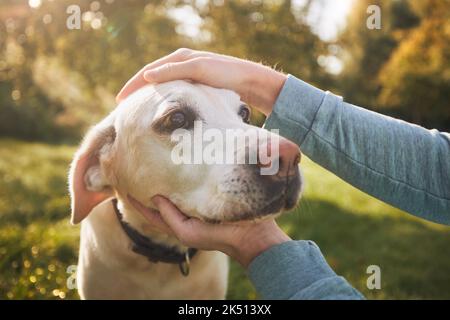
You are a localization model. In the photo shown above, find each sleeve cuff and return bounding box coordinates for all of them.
[264,74,327,146]
[247,240,337,300]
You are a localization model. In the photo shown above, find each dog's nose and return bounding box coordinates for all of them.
[257,137,301,176]
[277,138,301,177]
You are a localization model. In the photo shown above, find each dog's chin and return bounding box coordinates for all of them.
[200,194,300,224]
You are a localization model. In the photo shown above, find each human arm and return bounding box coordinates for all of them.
[264,75,450,224]
[118,49,450,224]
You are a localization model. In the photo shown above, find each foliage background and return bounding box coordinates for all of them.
[0,0,449,299]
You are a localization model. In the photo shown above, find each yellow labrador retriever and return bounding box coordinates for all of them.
[69,80,302,299]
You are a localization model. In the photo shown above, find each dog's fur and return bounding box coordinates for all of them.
[69,80,302,299]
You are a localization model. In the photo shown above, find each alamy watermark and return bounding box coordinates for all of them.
[367,5,382,30]
[366,265,381,290]
[66,5,81,30]
[65,4,382,31]
[66,265,77,290]
[170,121,280,176]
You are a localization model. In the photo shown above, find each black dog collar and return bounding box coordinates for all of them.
[112,198,197,276]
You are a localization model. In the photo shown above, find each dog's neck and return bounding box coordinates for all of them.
[114,196,186,251]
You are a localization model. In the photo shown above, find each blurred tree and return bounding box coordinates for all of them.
[0,0,191,142]
[2,0,448,141]
[191,0,328,125]
[337,0,449,129]
[0,0,328,140]
[378,0,450,128]
[337,0,420,108]
[0,1,72,141]
[196,0,328,86]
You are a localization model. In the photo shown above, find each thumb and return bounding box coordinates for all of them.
[127,195,174,235]
[152,196,219,248]
[151,196,191,236]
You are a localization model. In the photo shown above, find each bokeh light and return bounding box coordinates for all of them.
[28,0,42,9]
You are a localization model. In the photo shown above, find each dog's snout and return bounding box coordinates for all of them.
[278,138,301,177]
[256,138,300,176]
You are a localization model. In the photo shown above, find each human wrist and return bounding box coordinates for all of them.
[241,63,287,116]
[227,222,291,268]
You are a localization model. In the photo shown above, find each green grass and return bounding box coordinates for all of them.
[1,138,450,299]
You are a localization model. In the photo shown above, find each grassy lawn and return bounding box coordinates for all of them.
[1,138,449,299]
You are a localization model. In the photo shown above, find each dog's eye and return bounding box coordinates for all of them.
[169,111,187,129]
[153,108,197,134]
[238,105,251,124]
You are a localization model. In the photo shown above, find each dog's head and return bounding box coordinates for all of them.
[69,80,303,224]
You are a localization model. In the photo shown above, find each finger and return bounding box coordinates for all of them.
[151,196,193,236]
[116,50,219,102]
[143,59,204,84]
[127,195,174,235]
[115,73,149,103]
[116,49,200,101]
[152,196,224,246]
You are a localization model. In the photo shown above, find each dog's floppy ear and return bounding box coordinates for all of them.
[69,115,117,224]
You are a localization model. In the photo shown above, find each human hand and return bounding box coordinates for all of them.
[128,195,291,268]
[116,48,287,116]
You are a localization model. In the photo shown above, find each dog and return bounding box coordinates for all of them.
[69,80,303,299]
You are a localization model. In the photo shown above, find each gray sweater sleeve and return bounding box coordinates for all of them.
[248,241,364,300]
[264,75,450,224]
[247,75,450,300]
